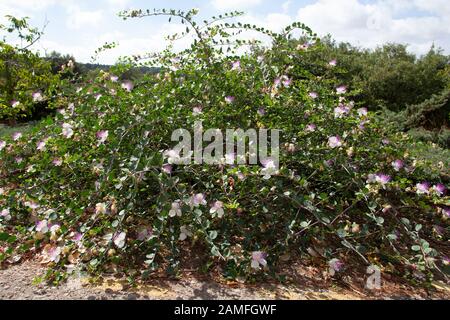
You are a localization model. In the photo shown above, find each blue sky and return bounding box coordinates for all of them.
[1,0,449,64]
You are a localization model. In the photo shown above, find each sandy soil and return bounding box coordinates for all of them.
[0,260,449,300]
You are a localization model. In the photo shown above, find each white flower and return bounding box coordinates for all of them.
[36,220,49,233]
[210,201,224,218]
[251,251,267,270]
[137,226,153,241]
[36,140,46,151]
[0,140,6,151]
[32,91,44,102]
[179,225,192,241]
[95,203,107,215]
[0,208,11,221]
[62,123,74,138]
[328,136,343,148]
[12,132,22,141]
[113,232,127,248]
[191,193,207,207]
[96,130,109,144]
[41,244,62,263]
[169,200,182,217]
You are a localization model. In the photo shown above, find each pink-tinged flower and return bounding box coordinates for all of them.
[95,94,102,102]
[36,220,49,233]
[443,207,450,218]
[282,76,292,87]
[231,60,241,71]
[0,208,11,221]
[137,226,153,241]
[72,232,83,242]
[416,182,430,195]
[443,257,450,266]
[329,59,337,67]
[12,132,22,141]
[305,124,316,132]
[169,200,182,217]
[41,244,62,264]
[110,75,119,82]
[191,193,207,207]
[164,149,182,164]
[24,201,39,209]
[334,105,350,118]
[260,158,278,179]
[162,164,172,174]
[297,43,310,51]
[96,130,109,144]
[274,77,281,87]
[382,139,390,145]
[179,225,192,241]
[225,96,235,104]
[36,140,46,151]
[121,80,134,92]
[357,107,368,117]
[0,188,4,195]
[192,106,203,115]
[11,100,20,108]
[358,120,367,130]
[336,85,347,94]
[375,174,391,186]
[0,140,6,151]
[287,143,296,153]
[257,107,266,116]
[95,202,107,215]
[15,157,23,164]
[62,123,74,139]
[308,92,318,99]
[237,172,246,181]
[210,201,224,218]
[328,136,343,148]
[329,258,344,275]
[432,184,446,196]
[113,232,127,248]
[52,158,63,166]
[32,91,43,102]
[251,251,267,270]
[391,160,404,172]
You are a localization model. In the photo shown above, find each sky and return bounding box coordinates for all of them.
[1,0,449,64]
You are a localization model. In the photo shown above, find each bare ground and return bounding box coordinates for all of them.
[0,259,449,300]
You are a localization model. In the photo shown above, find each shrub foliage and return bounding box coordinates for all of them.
[0,9,448,284]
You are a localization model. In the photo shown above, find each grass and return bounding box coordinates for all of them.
[0,121,39,139]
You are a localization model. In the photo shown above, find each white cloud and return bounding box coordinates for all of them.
[296,0,450,55]
[104,0,132,10]
[282,1,292,13]
[211,0,262,11]
[65,5,104,30]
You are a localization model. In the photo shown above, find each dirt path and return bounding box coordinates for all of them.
[0,260,448,300]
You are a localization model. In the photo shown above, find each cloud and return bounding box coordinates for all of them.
[282,1,292,13]
[296,0,450,55]
[104,0,132,10]
[211,0,262,11]
[65,5,104,30]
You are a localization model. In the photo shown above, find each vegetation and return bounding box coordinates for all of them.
[0,9,448,286]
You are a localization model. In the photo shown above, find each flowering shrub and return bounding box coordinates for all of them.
[0,9,448,284]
